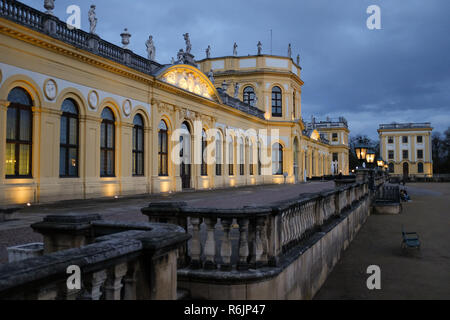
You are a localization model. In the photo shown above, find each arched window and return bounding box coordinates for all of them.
[239,138,245,176]
[158,120,168,176]
[100,108,115,177]
[243,86,255,107]
[272,86,282,117]
[132,114,144,176]
[389,162,394,173]
[60,98,79,177]
[201,130,208,176]
[6,87,33,178]
[228,138,234,176]
[272,143,283,175]
[418,162,424,174]
[215,132,223,176]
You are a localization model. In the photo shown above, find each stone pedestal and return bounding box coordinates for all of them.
[31,214,102,254]
[87,34,101,53]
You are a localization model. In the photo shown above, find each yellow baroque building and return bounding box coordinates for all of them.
[378,123,433,178]
[0,1,349,205]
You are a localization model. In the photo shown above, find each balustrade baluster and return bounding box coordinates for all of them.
[257,217,268,265]
[237,218,250,270]
[78,270,107,300]
[220,218,233,271]
[122,261,139,300]
[203,217,217,269]
[104,263,128,300]
[189,217,202,269]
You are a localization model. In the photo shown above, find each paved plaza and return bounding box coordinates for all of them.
[0,181,334,264]
[315,183,450,300]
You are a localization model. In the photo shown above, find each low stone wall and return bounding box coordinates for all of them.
[177,194,370,300]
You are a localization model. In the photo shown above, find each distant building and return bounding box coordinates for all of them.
[378,123,433,178]
[305,117,350,175]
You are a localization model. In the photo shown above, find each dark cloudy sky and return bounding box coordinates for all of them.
[22,0,450,139]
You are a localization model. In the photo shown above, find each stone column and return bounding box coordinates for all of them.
[31,214,102,254]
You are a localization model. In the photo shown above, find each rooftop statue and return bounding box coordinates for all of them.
[288,43,292,58]
[257,41,262,55]
[206,45,211,59]
[146,35,156,61]
[44,0,55,15]
[177,49,185,63]
[233,42,238,56]
[183,33,192,54]
[208,69,214,83]
[234,83,240,99]
[88,5,97,34]
[297,54,300,65]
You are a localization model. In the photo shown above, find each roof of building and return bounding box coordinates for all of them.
[378,123,432,130]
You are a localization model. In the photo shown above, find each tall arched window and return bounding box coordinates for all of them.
[6,87,33,178]
[158,120,168,176]
[389,162,395,173]
[132,114,144,176]
[243,86,255,107]
[228,138,234,176]
[239,138,245,176]
[100,108,115,177]
[215,132,223,176]
[418,162,424,174]
[60,98,79,177]
[272,143,283,175]
[201,130,208,176]
[272,86,282,117]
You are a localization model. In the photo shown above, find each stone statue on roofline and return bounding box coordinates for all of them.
[183,33,192,54]
[257,41,262,55]
[206,45,211,59]
[177,49,185,63]
[288,43,292,58]
[297,54,300,65]
[88,5,97,34]
[146,35,156,61]
[234,83,240,99]
[208,69,214,83]
[233,42,238,56]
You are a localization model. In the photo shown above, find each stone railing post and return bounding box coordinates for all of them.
[31,214,102,254]
[79,270,107,300]
[189,217,202,269]
[104,263,128,300]
[220,218,233,271]
[122,261,139,300]
[203,217,217,269]
[237,218,250,270]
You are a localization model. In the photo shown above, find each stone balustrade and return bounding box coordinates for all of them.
[0,218,190,300]
[141,182,370,272]
[0,0,161,75]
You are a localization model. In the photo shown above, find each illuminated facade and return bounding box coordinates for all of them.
[378,123,433,178]
[0,1,349,205]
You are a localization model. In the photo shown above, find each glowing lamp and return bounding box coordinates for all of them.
[355,143,368,160]
[366,151,376,164]
[377,158,384,167]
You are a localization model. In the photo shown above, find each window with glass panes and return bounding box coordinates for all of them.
[132,114,144,176]
[6,87,33,178]
[60,99,79,177]
[100,108,115,177]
